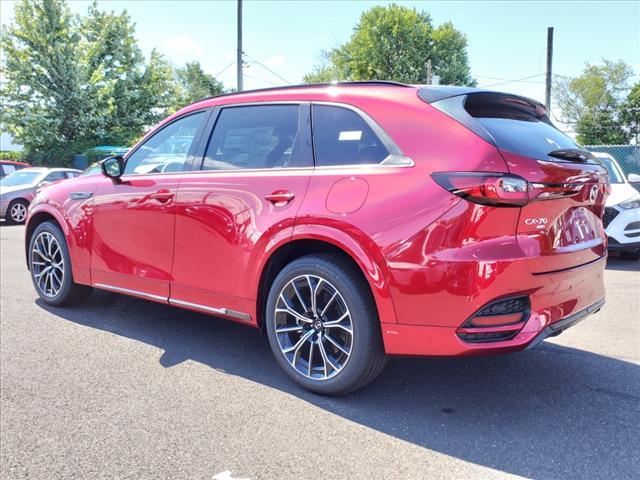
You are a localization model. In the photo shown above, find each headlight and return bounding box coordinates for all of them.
[619,197,640,209]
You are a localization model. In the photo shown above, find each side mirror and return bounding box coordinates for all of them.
[628,173,640,183]
[37,181,49,188]
[101,156,125,179]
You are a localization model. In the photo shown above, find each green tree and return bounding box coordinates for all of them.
[575,111,630,145]
[620,83,640,144]
[303,4,475,86]
[171,61,225,112]
[1,0,178,165]
[1,0,90,161]
[554,59,633,145]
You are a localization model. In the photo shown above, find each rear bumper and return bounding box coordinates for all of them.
[381,252,606,357]
[526,298,604,350]
[382,297,604,356]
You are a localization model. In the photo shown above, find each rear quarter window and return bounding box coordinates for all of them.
[312,105,389,166]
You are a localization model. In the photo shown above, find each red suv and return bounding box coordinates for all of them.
[25,82,608,395]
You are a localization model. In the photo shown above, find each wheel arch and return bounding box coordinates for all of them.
[254,227,397,330]
[25,206,69,269]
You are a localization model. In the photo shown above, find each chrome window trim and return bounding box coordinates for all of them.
[94,283,167,302]
[114,101,413,177]
[115,156,414,178]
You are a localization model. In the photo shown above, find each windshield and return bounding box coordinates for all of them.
[81,163,102,176]
[596,156,625,184]
[0,170,42,187]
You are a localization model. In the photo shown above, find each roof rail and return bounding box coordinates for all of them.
[189,80,411,106]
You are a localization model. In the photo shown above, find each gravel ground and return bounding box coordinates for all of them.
[1,223,638,480]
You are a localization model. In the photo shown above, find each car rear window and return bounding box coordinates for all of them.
[428,91,580,161]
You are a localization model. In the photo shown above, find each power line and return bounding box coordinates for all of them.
[244,55,293,85]
[478,73,546,88]
[475,74,544,84]
[213,61,235,79]
[243,72,280,86]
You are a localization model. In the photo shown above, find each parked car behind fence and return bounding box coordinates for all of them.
[587,145,640,193]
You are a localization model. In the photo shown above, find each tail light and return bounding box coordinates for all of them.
[432,172,528,207]
[432,172,598,206]
[457,296,530,343]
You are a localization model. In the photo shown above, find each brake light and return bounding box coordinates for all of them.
[432,172,529,207]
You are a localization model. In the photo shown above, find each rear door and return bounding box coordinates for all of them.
[170,103,313,322]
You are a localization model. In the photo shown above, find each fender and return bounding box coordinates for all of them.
[249,221,398,325]
[26,197,93,285]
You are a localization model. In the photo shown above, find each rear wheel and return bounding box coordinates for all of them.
[265,254,387,395]
[620,249,640,260]
[6,199,29,224]
[29,221,92,306]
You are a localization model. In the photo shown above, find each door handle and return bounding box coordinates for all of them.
[149,189,173,203]
[265,190,295,205]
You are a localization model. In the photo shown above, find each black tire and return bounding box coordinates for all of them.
[6,199,29,224]
[28,221,92,306]
[620,249,640,261]
[265,254,387,395]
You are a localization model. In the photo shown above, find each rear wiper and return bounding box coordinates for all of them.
[547,149,596,163]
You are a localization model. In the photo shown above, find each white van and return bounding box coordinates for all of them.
[593,152,640,260]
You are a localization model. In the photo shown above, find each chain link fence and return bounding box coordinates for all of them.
[585,145,640,174]
[586,145,640,192]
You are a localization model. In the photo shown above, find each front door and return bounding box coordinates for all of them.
[170,103,313,322]
[91,110,209,301]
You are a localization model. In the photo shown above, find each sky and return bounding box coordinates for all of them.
[1,0,639,147]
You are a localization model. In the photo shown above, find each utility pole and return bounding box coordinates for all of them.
[545,27,554,112]
[426,59,432,85]
[236,0,243,92]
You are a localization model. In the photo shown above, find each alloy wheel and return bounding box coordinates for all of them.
[31,231,65,298]
[274,274,353,380]
[10,202,27,223]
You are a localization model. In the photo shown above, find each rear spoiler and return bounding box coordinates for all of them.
[418,86,547,114]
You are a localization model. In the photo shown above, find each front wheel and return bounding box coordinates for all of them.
[28,221,92,306]
[265,254,387,395]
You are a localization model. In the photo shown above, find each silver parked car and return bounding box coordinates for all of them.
[0,167,81,224]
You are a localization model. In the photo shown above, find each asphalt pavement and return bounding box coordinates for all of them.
[1,223,639,479]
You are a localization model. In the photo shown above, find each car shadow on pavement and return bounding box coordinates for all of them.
[36,291,639,479]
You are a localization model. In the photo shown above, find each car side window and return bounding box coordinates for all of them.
[3,165,16,175]
[43,171,68,183]
[202,105,303,170]
[312,105,389,166]
[124,111,206,175]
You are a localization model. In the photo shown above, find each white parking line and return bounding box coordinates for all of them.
[213,471,250,480]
